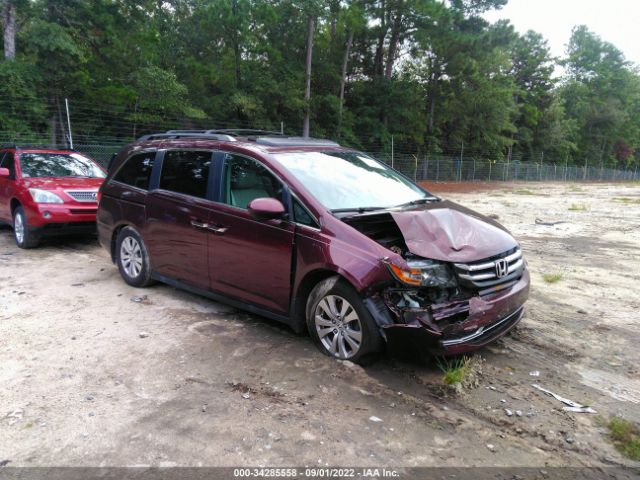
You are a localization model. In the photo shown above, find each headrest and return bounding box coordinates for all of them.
[232,168,262,189]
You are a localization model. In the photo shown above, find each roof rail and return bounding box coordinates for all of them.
[209,129,285,137]
[137,132,237,142]
[255,137,340,147]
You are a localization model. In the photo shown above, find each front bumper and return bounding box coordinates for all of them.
[25,203,97,236]
[383,269,530,357]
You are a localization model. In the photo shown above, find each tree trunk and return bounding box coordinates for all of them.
[2,1,16,60]
[337,30,354,138]
[384,3,404,79]
[302,17,314,138]
[231,0,242,89]
[373,0,388,76]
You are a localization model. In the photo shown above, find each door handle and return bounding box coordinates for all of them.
[207,225,228,235]
[190,219,209,229]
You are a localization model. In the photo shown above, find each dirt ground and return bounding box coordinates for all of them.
[1,182,639,469]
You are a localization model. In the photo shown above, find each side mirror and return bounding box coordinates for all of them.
[247,197,286,221]
[0,168,9,178]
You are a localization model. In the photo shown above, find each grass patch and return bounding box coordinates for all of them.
[437,356,473,385]
[513,188,536,195]
[568,185,584,192]
[607,417,640,460]
[615,197,640,205]
[568,203,587,211]
[542,272,563,284]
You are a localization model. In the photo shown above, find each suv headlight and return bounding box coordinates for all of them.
[29,188,64,204]
[386,258,457,288]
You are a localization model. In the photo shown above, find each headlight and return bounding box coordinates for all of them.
[386,258,457,288]
[29,188,64,204]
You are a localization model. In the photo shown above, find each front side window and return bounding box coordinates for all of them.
[0,152,15,179]
[19,153,105,179]
[159,150,211,199]
[273,151,431,211]
[113,152,156,190]
[223,153,282,209]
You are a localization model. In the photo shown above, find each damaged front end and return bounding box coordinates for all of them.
[342,206,530,357]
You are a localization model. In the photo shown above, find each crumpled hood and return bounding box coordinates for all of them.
[390,201,517,263]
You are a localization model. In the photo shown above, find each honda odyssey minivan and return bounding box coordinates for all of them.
[97,130,529,363]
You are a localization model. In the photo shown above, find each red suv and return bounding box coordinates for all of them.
[0,146,106,248]
[97,131,530,363]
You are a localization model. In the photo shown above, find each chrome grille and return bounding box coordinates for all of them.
[65,190,98,203]
[454,247,524,290]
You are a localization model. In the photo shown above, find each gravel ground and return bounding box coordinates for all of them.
[0,182,639,468]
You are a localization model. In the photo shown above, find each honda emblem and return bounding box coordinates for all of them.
[495,258,509,278]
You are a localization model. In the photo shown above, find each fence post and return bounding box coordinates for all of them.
[488,161,492,181]
[472,158,476,182]
[436,158,439,181]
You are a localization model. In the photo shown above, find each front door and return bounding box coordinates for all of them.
[145,149,214,290]
[208,152,294,314]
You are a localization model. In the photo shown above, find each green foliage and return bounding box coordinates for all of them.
[0,0,637,170]
[607,417,640,461]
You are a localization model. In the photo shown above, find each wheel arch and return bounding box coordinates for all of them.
[10,198,21,216]
[290,268,357,335]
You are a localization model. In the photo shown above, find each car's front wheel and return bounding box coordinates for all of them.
[306,277,383,364]
[115,226,153,287]
[13,206,39,249]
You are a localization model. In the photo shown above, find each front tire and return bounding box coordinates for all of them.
[13,207,39,249]
[306,277,383,364]
[115,227,153,287]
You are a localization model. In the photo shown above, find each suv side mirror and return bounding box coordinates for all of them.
[247,198,286,221]
[0,168,10,178]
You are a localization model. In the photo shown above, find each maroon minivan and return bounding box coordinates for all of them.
[97,130,529,363]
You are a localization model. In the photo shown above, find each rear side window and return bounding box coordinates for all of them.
[113,152,156,190]
[159,150,211,199]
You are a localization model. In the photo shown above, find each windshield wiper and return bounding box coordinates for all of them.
[331,206,387,214]
[394,197,440,208]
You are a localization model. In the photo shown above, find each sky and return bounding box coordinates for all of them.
[482,0,640,67]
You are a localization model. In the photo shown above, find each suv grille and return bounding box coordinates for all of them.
[453,247,524,291]
[65,190,98,202]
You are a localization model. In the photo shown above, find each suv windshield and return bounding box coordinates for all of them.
[20,153,106,179]
[273,151,432,211]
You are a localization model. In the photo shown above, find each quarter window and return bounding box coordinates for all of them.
[159,150,211,199]
[223,154,283,209]
[113,152,156,190]
[293,198,318,228]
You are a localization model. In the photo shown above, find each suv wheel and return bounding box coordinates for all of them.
[13,207,39,249]
[306,277,383,364]
[115,227,153,287]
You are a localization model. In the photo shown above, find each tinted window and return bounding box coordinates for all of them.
[19,153,105,179]
[114,152,156,190]
[223,154,282,209]
[0,152,15,179]
[159,150,211,199]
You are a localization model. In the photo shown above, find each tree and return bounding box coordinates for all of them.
[1,0,16,59]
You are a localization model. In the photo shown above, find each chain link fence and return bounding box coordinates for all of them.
[371,153,639,183]
[5,140,639,182]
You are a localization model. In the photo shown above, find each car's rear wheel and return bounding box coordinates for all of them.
[115,227,153,287]
[306,277,383,364]
[13,207,39,249]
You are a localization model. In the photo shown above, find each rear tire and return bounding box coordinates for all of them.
[115,226,153,287]
[306,276,383,365]
[13,207,39,249]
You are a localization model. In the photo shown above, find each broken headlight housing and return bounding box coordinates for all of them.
[386,258,457,288]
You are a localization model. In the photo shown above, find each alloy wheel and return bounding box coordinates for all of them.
[314,295,363,359]
[120,236,143,278]
[14,213,25,244]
